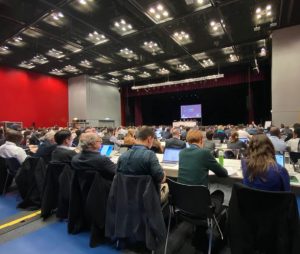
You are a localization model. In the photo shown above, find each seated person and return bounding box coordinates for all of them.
[71,133,116,181]
[213,125,227,143]
[268,127,287,153]
[51,130,77,164]
[33,130,57,163]
[0,129,27,164]
[123,128,136,146]
[203,130,215,152]
[242,134,290,191]
[151,136,164,154]
[227,131,247,150]
[165,128,186,149]
[102,127,122,147]
[117,126,167,201]
[286,127,300,152]
[178,129,228,252]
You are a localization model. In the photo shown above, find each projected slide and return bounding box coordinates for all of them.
[181,104,202,119]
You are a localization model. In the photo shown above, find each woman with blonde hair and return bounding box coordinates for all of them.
[242,134,290,191]
[123,128,136,146]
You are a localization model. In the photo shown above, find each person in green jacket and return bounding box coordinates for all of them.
[178,129,228,252]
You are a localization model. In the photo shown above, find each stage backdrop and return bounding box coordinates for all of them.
[0,67,68,127]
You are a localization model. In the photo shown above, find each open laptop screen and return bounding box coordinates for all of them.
[275,154,285,167]
[100,145,113,156]
[162,148,181,164]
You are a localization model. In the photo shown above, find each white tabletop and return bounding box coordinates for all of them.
[110,153,300,187]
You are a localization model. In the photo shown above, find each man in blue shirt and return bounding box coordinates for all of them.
[117,126,166,184]
[268,127,287,153]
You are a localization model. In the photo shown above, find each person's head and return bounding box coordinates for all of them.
[238,124,244,130]
[206,130,214,141]
[230,131,239,143]
[5,129,23,145]
[293,128,300,139]
[270,127,280,137]
[54,129,72,146]
[42,130,56,144]
[84,127,96,133]
[293,123,300,129]
[171,128,180,138]
[135,126,155,148]
[79,133,102,151]
[246,134,276,180]
[126,128,135,138]
[186,129,203,146]
[75,129,82,137]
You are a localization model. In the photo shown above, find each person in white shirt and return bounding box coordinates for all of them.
[237,125,252,139]
[0,129,27,164]
[286,128,300,152]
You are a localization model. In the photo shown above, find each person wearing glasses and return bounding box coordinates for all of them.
[71,133,116,180]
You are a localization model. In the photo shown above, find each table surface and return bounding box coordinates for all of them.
[111,153,300,187]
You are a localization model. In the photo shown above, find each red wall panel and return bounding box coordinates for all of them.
[0,67,68,127]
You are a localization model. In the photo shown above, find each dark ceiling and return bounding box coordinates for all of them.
[0,0,299,86]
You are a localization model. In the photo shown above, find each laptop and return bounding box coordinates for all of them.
[161,148,181,165]
[275,153,285,167]
[100,145,114,157]
[239,138,249,144]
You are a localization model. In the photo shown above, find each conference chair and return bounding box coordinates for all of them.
[1,157,20,195]
[228,183,300,254]
[68,170,111,247]
[289,152,300,173]
[41,162,73,219]
[105,173,166,252]
[165,178,224,254]
[15,156,46,209]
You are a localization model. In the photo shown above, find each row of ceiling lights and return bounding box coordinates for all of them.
[0,0,272,81]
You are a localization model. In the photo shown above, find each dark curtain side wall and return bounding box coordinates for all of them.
[0,67,68,127]
[127,80,271,126]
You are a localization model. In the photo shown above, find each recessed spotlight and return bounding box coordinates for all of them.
[118,48,137,60]
[208,20,224,36]
[18,61,35,69]
[138,71,151,78]
[63,65,80,73]
[49,68,65,76]
[254,4,274,25]
[31,54,49,64]
[200,58,214,68]
[0,46,11,55]
[46,48,65,59]
[157,68,170,75]
[79,59,92,68]
[141,41,163,55]
[85,31,108,45]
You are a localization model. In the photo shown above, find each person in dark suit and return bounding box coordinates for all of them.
[71,133,116,180]
[33,130,57,164]
[165,128,186,149]
[51,130,77,164]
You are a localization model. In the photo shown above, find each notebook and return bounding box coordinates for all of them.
[161,148,181,165]
[275,154,285,167]
[100,145,114,157]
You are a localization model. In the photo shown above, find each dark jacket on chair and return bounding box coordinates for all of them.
[105,173,166,251]
[228,183,300,254]
[41,163,73,219]
[15,157,46,209]
[68,170,112,247]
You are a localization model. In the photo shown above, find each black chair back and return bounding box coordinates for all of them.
[228,182,300,254]
[289,152,300,164]
[167,178,211,218]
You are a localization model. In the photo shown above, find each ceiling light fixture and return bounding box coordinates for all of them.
[141,41,163,55]
[131,73,224,90]
[49,68,65,76]
[157,68,170,75]
[86,31,108,45]
[18,61,35,69]
[255,4,274,25]
[123,75,134,81]
[0,46,11,55]
[31,54,49,64]
[146,3,172,24]
[108,71,122,77]
[209,20,225,36]
[110,78,119,83]
[95,55,113,64]
[172,31,192,45]
[111,18,135,36]
[46,48,65,59]
[200,58,214,68]
[79,59,93,68]
[144,63,160,70]
[118,48,138,60]
[228,54,239,62]
[177,64,190,72]
[138,71,151,78]
[63,65,80,73]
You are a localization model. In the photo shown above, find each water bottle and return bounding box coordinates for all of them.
[284,152,290,165]
[218,150,224,166]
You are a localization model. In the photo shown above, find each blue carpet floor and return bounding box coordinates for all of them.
[0,193,20,220]
[0,222,120,254]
